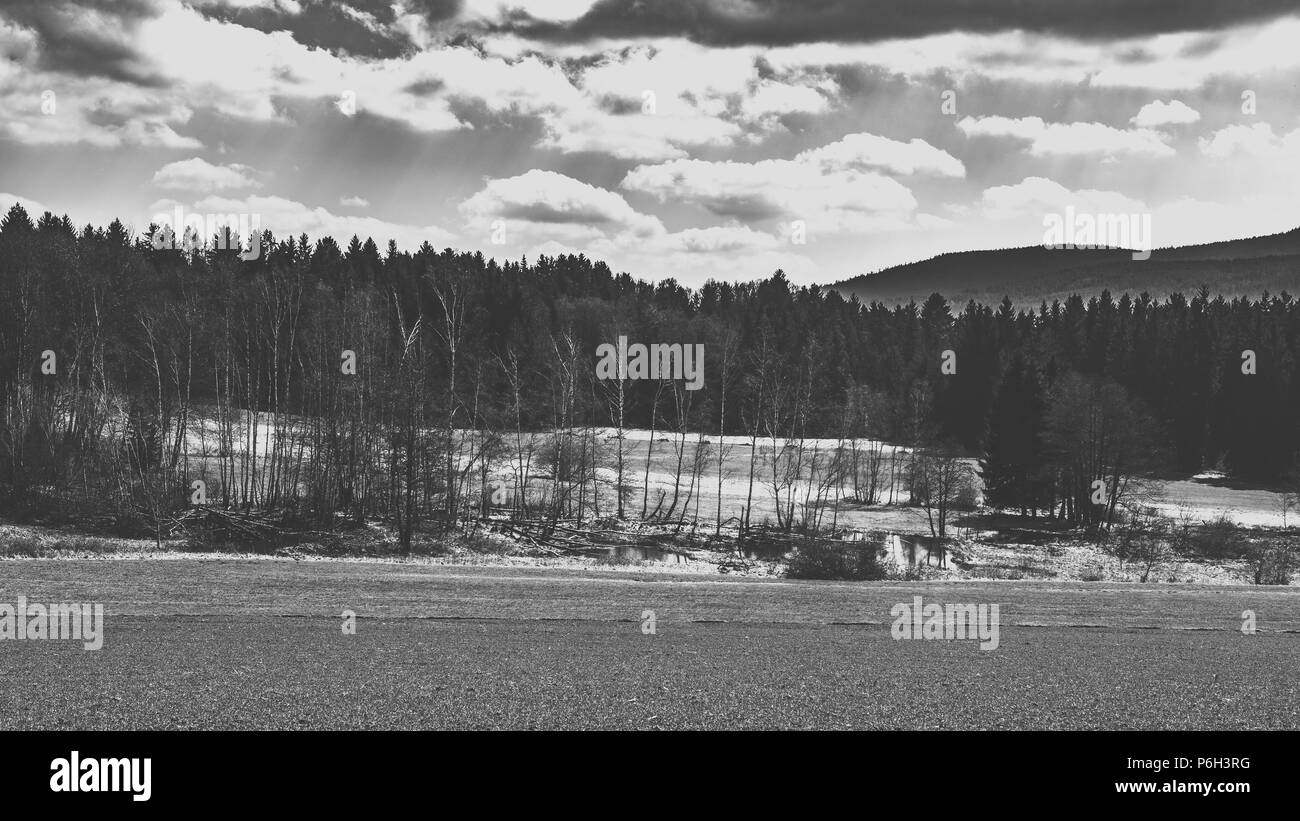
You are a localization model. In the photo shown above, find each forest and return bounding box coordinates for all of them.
[1,202,1298,553]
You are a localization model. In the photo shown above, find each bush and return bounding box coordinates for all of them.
[1245,541,1297,585]
[1080,563,1106,582]
[1187,516,1248,559]
[786,540,887,580]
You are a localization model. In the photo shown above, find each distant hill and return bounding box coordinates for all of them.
[828,227,1300,308]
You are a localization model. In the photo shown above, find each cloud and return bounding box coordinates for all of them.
[480,0,1300,46]
[152,158,261,192]
[621,132,959,231]
[0,63,203,148]
[738,78,830,118]
[1089,17,1300,89]
[1198,122,1300,160]
[957,115,1175,158]
[977,176,1148,221]
[0,0,167,85]
[460,169,664,239]
[1131,99,1200,128]
[2,193,49,217]
[622,157,914,226]
[460,1,602,24]
[340,195,370,208]
[796,132,965,177]
[647,224,784,254]
[539,41,834,159]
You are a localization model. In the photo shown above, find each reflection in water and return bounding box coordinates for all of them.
[851,531,947,569]
[608,544,685,563]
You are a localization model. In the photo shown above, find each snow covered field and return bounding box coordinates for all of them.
[172,412,1295,533]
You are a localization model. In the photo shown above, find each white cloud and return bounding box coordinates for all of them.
[1,193,49,218]
[623,156,918,229]
[340,195,370,208]
[740,80,831,118]
[460,0,601,23]
[977,176,1148,221]
[152,158,262,192]
[647,225,784,255]
[1198,122,1300,160]
[957,115,1175,158]
[1131,99,1200,128]
[460,170,664,241]
[796,132,965,177]
[620,132,958,233]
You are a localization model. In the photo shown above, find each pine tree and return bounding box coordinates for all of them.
[979,355,1046,515]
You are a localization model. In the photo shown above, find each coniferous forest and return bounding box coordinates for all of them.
[1,202,1298,556]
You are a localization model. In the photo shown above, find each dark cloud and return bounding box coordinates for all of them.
[403,0,463,24]
[190,0,415,59]
[497,202,617,225]
[0,0,167,85]
[491,0,1300,46]
[404,77,445,97]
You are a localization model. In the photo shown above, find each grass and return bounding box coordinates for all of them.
[0,533,125,557]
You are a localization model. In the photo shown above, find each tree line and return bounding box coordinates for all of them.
[1,203,1296,547]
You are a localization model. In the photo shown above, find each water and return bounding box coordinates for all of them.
[844,531,948,569]
[884,533,948,569]
[607,544,684,563]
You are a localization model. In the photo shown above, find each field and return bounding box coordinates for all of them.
[1,559,1297,730]
[177,416,1299,534]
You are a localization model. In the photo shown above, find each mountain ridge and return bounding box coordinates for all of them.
[829,226,1300,307]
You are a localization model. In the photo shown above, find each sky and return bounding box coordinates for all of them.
[2,0,1300,287]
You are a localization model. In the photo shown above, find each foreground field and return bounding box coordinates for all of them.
[1,560,1297,729]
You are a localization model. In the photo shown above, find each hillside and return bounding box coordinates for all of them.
[829,227,1300,308]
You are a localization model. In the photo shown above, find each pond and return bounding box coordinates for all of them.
[884,533,949,569]
[844,531,949,569]
[607,544,687,563]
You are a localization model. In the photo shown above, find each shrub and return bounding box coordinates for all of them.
[1187,516,1248,559]
[1245,541,1297,585]
[1080,563,1106,582]
[786,540,887,580]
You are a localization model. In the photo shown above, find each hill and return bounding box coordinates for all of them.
[828,227,1300,308]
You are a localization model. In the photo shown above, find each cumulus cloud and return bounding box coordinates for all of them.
[647,224,784,254]
[460,169,664,240]
[1198,122,1300,160]
[623,156,917,227]
[621,132,960,232]
[957,115,1175,158]
[1,192,49,217]
[977,176,1148,221]
[152,158,262,192]
[1131,99,1200,128]
[796,132,965,177]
